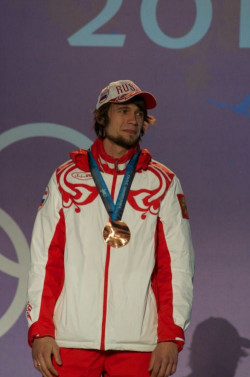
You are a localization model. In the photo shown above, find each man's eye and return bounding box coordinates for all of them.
[136,112,143,118]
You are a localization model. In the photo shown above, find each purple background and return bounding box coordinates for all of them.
[1,1,250,376]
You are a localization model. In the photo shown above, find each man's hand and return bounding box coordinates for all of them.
[32,336,62,377]
[148,342,178,377]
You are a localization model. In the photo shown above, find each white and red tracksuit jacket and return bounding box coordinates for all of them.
[27,138,195,352]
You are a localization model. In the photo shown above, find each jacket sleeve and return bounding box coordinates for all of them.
[26,172,65,346]
[153,175,195,351]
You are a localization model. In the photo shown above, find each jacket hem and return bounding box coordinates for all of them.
[56,340,156,352]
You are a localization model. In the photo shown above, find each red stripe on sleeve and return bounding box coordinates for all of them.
[28,209,66,346]
[152,218,184,351]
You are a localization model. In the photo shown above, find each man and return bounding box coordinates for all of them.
[27,80,195,377]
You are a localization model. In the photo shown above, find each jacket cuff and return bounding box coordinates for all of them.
[28,322,55,347]
[158,324,185,352]
[157,338,184,352]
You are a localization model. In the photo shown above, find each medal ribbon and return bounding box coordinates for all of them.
[88,149,141,221]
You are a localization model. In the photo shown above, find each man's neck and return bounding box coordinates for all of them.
[103,138,129,159]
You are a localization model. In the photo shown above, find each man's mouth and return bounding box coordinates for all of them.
[123,129,136,135]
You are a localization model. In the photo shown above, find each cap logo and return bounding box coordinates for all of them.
[116,83,137,95]
[112,92,138,103]
[113,94,129,102]
[99,89,109,103]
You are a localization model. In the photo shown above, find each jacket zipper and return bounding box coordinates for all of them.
[100,163,118,350]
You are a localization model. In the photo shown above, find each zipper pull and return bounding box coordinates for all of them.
[115,160,119,172]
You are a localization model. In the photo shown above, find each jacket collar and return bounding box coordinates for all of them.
[70,138,152,174]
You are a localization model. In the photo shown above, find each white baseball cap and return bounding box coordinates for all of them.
[96,80,157,110]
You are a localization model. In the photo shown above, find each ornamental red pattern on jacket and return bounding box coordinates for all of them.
[56,154,174,219]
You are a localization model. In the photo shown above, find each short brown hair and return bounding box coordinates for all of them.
[93,96,156,139]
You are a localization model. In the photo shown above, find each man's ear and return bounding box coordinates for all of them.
[142,122,149,132]
[97,115,105,126]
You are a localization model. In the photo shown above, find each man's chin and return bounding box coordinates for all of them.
[105,135,140,149]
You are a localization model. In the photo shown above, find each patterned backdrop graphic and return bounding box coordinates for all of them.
[1,1,250,376]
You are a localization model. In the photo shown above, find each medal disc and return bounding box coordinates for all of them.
[103,220,131,248]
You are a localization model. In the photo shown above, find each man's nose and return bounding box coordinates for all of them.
[128,112,138,125]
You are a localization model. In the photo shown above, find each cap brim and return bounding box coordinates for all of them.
[109,90,157,109]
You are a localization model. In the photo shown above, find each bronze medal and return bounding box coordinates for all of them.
[103,220,131,248]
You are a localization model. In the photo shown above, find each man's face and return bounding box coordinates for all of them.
[104,103,145,149]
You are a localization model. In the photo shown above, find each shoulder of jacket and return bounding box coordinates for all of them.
[51,159,76,192]
[55,158,75,175]
[149,159,176,182]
